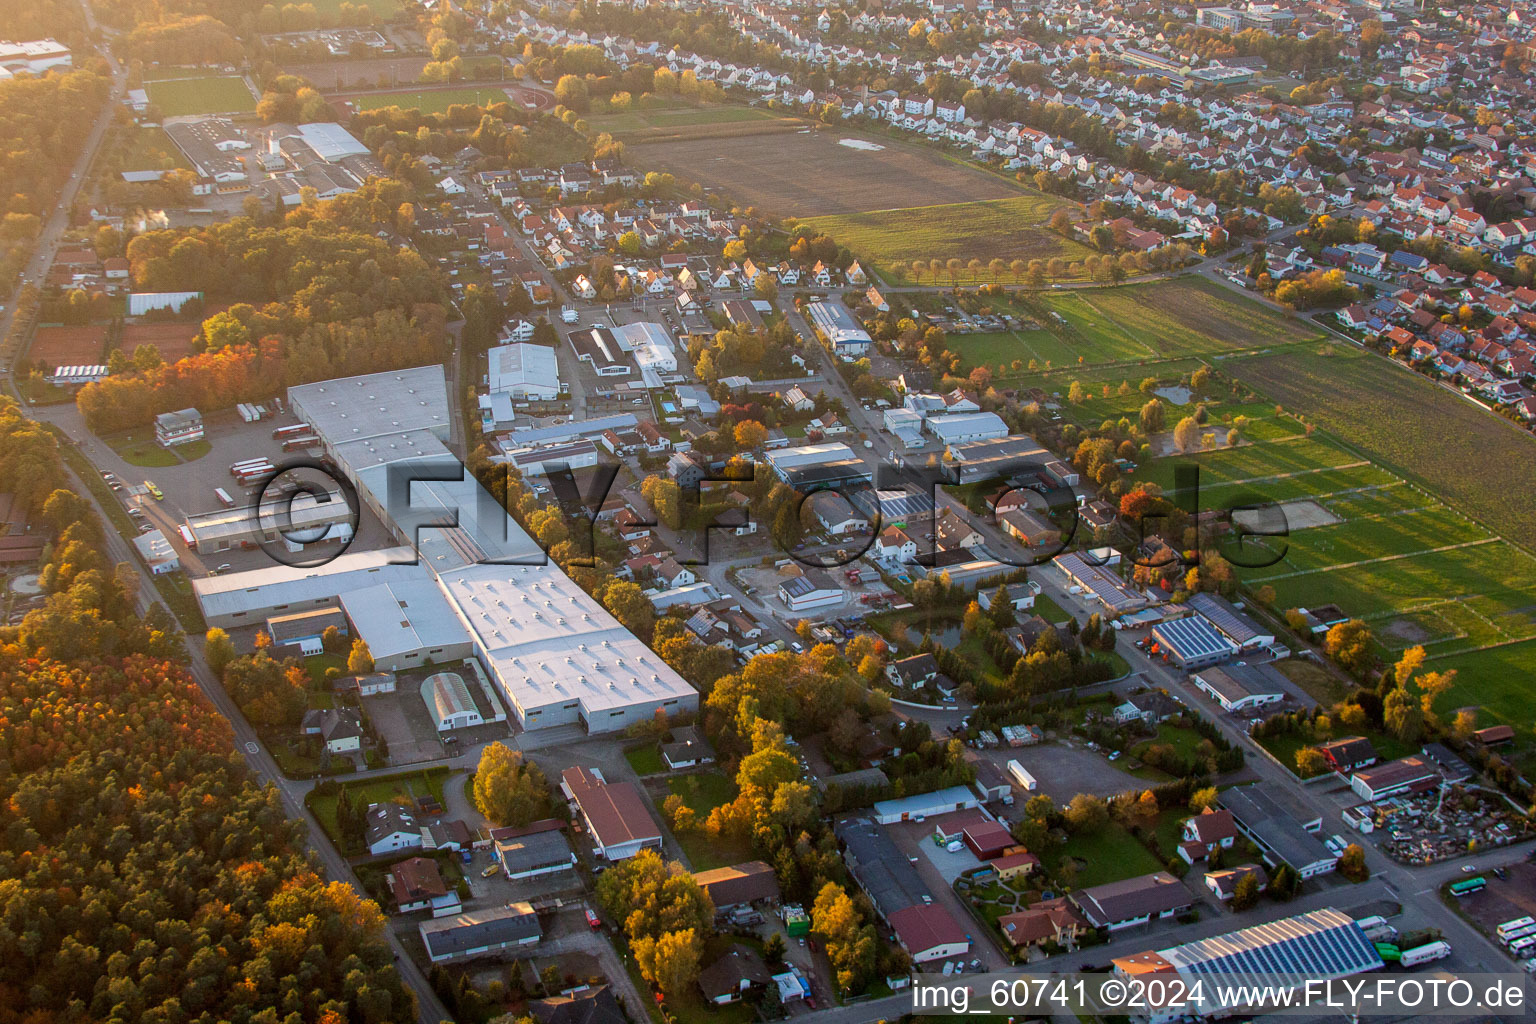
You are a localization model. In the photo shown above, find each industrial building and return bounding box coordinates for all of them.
[1220,785,1338,879]
[486,342,560,400]
[0,38,72,78]
[926,412,1008,446]
[764,442,857,480]
[612,321,678,383]
[946,435,1048,483]
[1150,614,1236,670]
[805,301,872,358]
[1185,592,1275,651]
[1111,908,1381,1023]
[193,365,697,732]
[494,828,576,879]
[561,766,663,860]
[1350,756,1441,802]
[834,818,970,963]
[568,326,633,375]
[164,118,251,192]
[181,490,355,556]
[1053,551,1148,614]
[418,903,541,964]
[1191,662,1288,712]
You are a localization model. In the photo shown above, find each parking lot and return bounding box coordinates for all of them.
[99,407,393,577]
[1448,860,1536,964]
[971,740,1154,802]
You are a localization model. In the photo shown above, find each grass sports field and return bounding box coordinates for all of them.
[809,194,1090,283]
[306,0,398,15]
[949,277,1322,374]
[119,127,190,172]
[145,76,256,116]
[1130,375,1536,737]
[354,86,514,113]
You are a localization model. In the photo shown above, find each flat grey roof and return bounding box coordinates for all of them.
[1220,785,1336,870]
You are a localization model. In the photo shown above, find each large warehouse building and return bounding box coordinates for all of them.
[1112,908,1382,1023]
[193,365,698,732]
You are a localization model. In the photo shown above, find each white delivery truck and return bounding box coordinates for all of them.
[1400,941,1451,967]
[1006,759,1037,791]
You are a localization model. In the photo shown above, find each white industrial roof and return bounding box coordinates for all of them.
[191,547,424,620]
[442,563,695,718]
[612,321,673,354]
[928,412,1008,442]
[290,365,451,446]
[765,442,857,472]
[339,577,471,662]
[200,365,698,729]
[806,301,872,347]
[297,122,370,162]
[488,343,559,394]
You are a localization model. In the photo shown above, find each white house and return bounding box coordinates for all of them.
[366,803,424,856]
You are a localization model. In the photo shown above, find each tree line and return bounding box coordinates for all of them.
[0,398,415,1023]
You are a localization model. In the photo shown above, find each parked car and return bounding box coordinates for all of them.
[480,863,502,878]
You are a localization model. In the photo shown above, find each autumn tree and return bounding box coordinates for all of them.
[811,882,879,993]
[1065,793,1109,833]
[205,626,236,676]
[473,742,551,826]
[1338,843,1369,882]
[1324,619,1375,677]
[1295,746,1329,778]
[1172,416,1200,452]
[347,636,375,675]
[1231,872,1261,911]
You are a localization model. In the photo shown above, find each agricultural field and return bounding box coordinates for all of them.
[145,76,257,117]
[809,194,1089,282]
[625,125,1021,217]
[947,278,1321,376]
[1133,381,1536,734]
[353,86,515,113]
[31,325,107,366]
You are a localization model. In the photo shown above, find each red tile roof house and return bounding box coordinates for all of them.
[1318,736,1378,773]
[388,857,462,916]
[1177,808,1238,864]
[887,903,971,963]
[560,766,662,861]
[997,898,1088,951]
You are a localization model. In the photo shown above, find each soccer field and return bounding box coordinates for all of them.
[146,76,256,117]
[1134,390,1536,734]
[948,278,1321,374]
[354,87,513,113]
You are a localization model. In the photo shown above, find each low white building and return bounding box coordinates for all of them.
[422,671,485,731]
[778,569,842,611]
[927,412,1008,445]
[487,342,560,400]
[132,529,180,574]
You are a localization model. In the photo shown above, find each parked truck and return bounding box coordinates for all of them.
[1006,759,1037,791]
[1400,941,1452,967]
